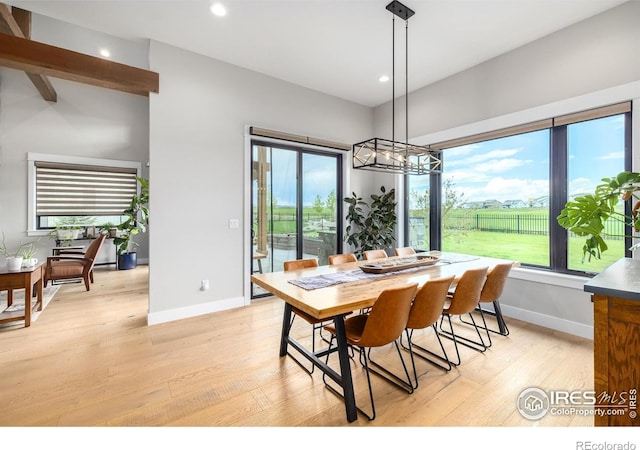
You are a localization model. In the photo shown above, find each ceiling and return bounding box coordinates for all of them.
[5,0,628,107]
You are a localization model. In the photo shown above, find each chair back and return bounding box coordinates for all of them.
[445,266,488,316]
[394,247,416,257]
[479,262,513,303]
[406,275,455,330]
[85,234,106,265]
[328,253,357,265]
[358,283,418,348]
[363,249,387,260]
[283,258,318,272]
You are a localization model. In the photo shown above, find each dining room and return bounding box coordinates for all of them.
[1,0,639,444]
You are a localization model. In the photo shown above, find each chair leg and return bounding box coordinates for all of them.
[438,312,488,354]
[460,300,510,338]
[401,326,452,388]
[365,341,414,395]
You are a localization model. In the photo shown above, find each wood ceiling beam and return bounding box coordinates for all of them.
[0,4,57,102]
[0,32,159,97]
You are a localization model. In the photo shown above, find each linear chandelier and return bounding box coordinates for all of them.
[353,1,442,176]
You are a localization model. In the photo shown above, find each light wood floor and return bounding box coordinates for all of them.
[0,265,595,427]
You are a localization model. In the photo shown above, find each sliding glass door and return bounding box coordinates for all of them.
[251,142,342,298]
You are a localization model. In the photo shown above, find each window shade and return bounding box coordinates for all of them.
[250,127,351,151]
[35,162,138,216]
[430,101,631,151]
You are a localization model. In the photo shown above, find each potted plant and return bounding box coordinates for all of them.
[1,233,38,270]
[557,171,640,262]
[113,177,149,270]
[344,185,397,260]
[98,222,118,238]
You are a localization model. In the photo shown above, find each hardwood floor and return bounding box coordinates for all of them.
[0,265,595,427]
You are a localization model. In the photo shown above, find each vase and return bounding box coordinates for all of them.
[6,256,23,271]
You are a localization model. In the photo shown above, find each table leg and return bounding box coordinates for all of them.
[493,301,507,335]
[35,276,43,312]
[7,289,13,307]
[24,276,32,327]
[333,315,357,423]
[279,303,293,357]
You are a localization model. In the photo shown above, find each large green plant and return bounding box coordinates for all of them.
[557,171,640,262]
[344,186,397,259]
[114,177,149,256]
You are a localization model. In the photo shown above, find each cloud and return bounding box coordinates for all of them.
[596,151,624,160]
[455,177,548,203]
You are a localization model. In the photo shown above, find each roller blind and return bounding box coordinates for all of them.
[250,127,351,151]
[35,162,138,216]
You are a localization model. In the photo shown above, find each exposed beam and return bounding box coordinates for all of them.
[0,33,159,97]
[0,4,57,102]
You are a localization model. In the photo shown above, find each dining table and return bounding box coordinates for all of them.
[250,250,517,423]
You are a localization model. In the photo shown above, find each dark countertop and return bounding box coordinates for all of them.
[584,257,640,301]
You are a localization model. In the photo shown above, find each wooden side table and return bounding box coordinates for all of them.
[0,262,44,327]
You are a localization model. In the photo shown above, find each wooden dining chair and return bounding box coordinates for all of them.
[394,247,416,257]
[363,249,387,260]
[323,283,418,420]
[44,234,106,291]
[283,258,324,375]
[437,266,489,366]
[401,275,456,386]
[460,262,514,345]
[328,253,357,265]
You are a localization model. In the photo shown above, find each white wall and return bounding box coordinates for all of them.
[147,41,373,324]
[0,67,150,265]
[372,1,640,339]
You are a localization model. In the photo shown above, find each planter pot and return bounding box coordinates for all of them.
[117,252,137,270]
[6,257,23,271]
[57,229,81,240]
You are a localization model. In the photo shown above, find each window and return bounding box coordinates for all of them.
[28,153,142,232]
[405,102,631,275]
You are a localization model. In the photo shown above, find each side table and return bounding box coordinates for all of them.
[0,262,44,327]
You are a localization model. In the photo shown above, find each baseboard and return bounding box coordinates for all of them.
[500,304,594,340]
[147,296,245,326]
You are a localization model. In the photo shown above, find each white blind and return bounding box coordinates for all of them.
[35,162,138,216]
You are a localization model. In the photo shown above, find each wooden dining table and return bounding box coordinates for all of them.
[250,251,516,423]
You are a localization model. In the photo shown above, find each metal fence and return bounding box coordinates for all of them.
[445,213,626,239]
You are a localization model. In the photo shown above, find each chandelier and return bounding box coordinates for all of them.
[353,1,442,176]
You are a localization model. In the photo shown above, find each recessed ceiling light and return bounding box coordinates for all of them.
[378,75,390,83]
[99,48,111,58]
[209,3,227,16]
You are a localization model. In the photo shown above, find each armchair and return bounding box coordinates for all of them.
[44,234,106,291]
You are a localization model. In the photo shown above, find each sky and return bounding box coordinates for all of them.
[409,114,626,205]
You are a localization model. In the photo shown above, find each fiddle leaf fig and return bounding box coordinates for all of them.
[557,171,640,262]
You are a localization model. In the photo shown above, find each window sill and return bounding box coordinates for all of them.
[509,267,590,290]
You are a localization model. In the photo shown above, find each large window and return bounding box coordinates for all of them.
[28,153,142,232]
[406,102,631,275]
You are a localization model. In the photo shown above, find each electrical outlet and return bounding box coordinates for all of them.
[201,280,209,291]
[229,219,239,229]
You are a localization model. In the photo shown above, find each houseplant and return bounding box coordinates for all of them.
[98,222,118,238]
[344,186,397,260]
[1,233,38,270]
[557,171,640,262]
[113,176,149,270]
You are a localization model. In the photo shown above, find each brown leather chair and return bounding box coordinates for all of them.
[323,283,418,420]
[460,262,514,344]
[283,258,323,374]
[328,253,357,265]
[44,234,106,291]
[363,249,387,260]
[438,266,488,365]
[401,275,456,384]
[394,247,416,257]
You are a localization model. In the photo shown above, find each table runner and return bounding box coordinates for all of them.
[288,253,479,291]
